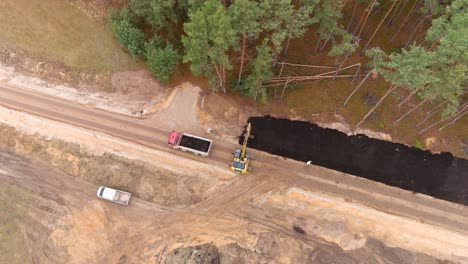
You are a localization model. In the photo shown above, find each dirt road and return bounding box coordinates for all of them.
[0,82,468,263]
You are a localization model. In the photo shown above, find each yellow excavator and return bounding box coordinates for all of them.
[231,123,255,174]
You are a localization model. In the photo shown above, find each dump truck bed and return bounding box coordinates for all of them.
[177,133,212,156]
[113,191,131,205]
[168,131,213,157]
[179,134,211,153]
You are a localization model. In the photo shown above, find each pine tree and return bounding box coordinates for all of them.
[130,0,179,31]
[385,46,436,94]
[229,0,263,84]
[237,41,274,102]
[145,40,181,82]
[282,0,320,58]
[426,0,467,117]
[179,0,208,11]
[182,0,237,92]
[358,0,467,126]
[426,64,466,118]
[109,8,146,57]
[312,0,352,55]
[259,0,294,65]
[129,0,210,40]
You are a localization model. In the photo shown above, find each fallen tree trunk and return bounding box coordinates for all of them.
[397,88,419,108]
[439,110,467,131]
[343,70,373,107]
[262,74,368,87]
[419,104,467,134]
[395,98,429,123]
[417,108,442,127]
[363,0,399,51]
[391,0,418,42]
[356,85,398,128]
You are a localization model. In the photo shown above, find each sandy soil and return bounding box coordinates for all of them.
[0,67,467,263]
[66,0,124,20]
[0,99,467,263]
[198,92,256,138]
[1,148,461,264]
[0,64,171,117]
[0,0,465,261]
[147,83,204,133]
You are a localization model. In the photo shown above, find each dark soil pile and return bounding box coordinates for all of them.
[180,135,211,153]
[241,116,468,205]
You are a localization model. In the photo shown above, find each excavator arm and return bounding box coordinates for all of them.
[231,122,253,174]
[240,123,251,158]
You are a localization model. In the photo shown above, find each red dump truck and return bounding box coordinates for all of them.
[168,131,213,157]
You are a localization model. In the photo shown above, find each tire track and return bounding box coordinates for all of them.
[0,85,230,165]
[192,174,274,217]
[1,83,467,240]
[0,84,234,153]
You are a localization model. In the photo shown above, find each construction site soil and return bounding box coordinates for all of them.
[242,116,468,205]
[0,147,456,263]
[0,124,216,207]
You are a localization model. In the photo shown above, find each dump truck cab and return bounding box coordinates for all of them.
[168,131,181,147]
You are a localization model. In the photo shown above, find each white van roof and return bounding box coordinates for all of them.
[99,187,116,199]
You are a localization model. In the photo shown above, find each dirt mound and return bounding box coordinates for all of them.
[0,124,216,207]
[51,201,124,262]
[218,243,260,264]
[164,243,220,264]
[160,231,447,264]
[110,70,168,101]
[143,83,205,132]
[199,92,256,137]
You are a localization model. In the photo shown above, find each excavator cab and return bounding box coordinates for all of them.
[231,123,254,174]
[233,149,242,159]
[231,149,249,174]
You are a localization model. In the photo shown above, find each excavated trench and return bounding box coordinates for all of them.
[240,116,468,205]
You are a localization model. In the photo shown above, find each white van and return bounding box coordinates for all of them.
[97,186,131,205]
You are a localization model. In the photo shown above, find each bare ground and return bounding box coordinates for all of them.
[0,61,171,117]
[0,48,466,263]
[0,1,465,262]
[0,99,467,263]
[0,124,219,207]
[0,77,467,263]
[0,148,458,264]
[147,83,204,133]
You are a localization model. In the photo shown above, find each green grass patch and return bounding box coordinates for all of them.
[377,121,385,129]
[287,78,352,116]
[0,0,143,72]
[414,139,423,149]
